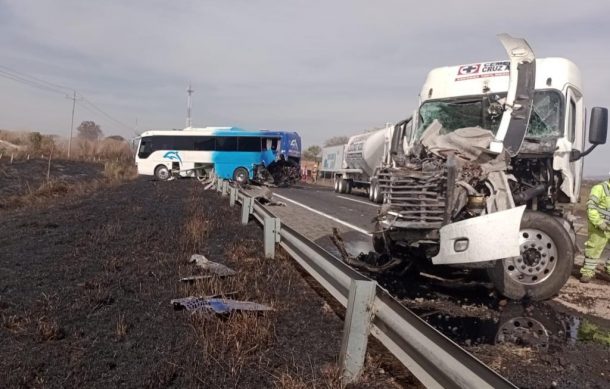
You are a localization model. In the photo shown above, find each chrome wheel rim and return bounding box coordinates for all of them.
[495,316,549,350]
[157,167,169,180]
[505,228,558,285]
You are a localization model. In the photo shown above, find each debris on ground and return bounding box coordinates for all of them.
[330,228,403,273]
[171,296,273,314]
[189,254,236,276]
[179,275,213,283]
[203,181,215,190]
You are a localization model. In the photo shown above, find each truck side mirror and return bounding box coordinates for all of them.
[589,107,608,145]
[571,107,608,162]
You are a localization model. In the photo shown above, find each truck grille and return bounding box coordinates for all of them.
[378,162,449,229]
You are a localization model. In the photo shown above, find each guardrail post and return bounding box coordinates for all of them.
[340,279,377,385]
[241,196,253,225]
[216,178,224,193]
[221,180,229,196]
[229,187,237,207]
[263,215,281,259]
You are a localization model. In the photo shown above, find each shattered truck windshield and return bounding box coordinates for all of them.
[417,90,563,139]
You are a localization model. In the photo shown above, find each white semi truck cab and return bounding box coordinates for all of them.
[376,34,608,301]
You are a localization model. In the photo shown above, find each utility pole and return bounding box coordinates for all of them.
[186,82,194,128]
[67,90,76,158]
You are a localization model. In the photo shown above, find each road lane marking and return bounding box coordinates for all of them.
[337,195,380,208]
[272,193,372,236]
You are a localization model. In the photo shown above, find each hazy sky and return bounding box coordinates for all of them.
[1,0,609,174]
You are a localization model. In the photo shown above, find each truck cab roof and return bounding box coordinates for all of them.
[419,57,582,103]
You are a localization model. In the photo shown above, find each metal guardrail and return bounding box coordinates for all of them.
[214,178,517,388]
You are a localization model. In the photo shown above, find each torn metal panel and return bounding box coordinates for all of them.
[189,254,236,276]
[432,205,525,265]
[171,296,273,313]
[490,34,536,156]
[553,137,577,203]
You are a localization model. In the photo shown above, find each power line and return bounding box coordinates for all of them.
[0,65,73,93]
[0,64,135,133]
[0,69,70,97]
[78,97,134,131]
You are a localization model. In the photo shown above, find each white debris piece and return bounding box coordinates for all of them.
[180,275,213,283]
[189,254,236,276]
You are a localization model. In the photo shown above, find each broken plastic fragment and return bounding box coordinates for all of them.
[189,254,236,276]
[171,296,273,313]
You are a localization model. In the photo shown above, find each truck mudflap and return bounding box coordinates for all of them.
[432,205,526,265]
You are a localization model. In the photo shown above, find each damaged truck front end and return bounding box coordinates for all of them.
[375,34,608,301]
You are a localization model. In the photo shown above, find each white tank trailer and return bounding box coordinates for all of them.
[333,119,412,203]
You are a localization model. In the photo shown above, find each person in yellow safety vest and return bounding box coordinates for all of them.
[580,178,610,282]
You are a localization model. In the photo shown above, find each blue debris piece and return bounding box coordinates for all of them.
[171,296,273,313]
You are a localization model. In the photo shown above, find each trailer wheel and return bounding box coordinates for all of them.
[338,178,347,194]
[371,179,383,204]
[346,180,353,194]
[334,178,340,193]
[154,165,170,181]
[487,211,574,301]
[232,167,249,184]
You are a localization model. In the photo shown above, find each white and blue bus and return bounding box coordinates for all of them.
[135,127,301,184]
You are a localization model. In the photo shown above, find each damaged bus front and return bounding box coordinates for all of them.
[375,34,608,300]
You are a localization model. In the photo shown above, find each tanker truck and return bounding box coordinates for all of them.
[372,34,607,301]
[333,120,412,203]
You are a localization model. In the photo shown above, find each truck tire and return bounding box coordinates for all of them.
[487,211,574,301]
[346,179,353,194]
[154,165,170,181]
[371,179,383,204]
[334,178,340,193]
[232,167,249,184]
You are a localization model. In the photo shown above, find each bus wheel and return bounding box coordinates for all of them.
[233,167,249,184]
[154,165,170,181]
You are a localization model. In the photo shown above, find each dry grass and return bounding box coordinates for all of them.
[0,161,137,209]
[2,314,30,334]
[116,313,128,339]
[36,317,64,341]
[103,160,137,182]
[272,364,342,388]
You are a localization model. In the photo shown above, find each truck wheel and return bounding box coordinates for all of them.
[232,167,249,184]
[487,211,574,301]
[334,178,340,192]
[338,179,346,194]
[154,165,170,181]
[346,180,353,194]
[372,180,383,204]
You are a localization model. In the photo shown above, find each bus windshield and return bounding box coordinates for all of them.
[417,90,563,140]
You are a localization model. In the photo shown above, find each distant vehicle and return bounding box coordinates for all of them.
[331,119,412,203]
[135,127,301,185]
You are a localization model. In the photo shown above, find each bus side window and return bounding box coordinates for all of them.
[216,137,237,151]
[194,136,215,151]
[238,137,262,151]
[262,138,273,151]
[138,138,152,158]
[271,139,278,151]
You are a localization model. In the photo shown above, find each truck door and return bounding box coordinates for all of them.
[566,87,585,200]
